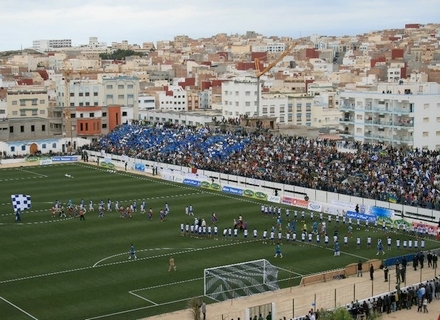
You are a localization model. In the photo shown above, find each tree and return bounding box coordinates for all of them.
[187,297,201,320]
[99,49,140,60]
[317,307,353,320]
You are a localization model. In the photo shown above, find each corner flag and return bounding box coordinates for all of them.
[11,194,32,213]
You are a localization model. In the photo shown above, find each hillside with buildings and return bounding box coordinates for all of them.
[0,23,440,155]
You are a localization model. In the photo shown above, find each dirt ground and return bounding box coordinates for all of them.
[3,160,440,320]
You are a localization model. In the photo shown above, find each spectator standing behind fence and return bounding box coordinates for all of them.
[383,265,389,282]
[357,260,363,277]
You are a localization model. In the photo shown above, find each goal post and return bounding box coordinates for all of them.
[203,259,279,302]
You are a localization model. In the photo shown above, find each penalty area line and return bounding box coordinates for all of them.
[85,295,203,320]
[0,296,39,320]
[128,291,158,305]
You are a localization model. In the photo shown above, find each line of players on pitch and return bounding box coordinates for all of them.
[51,199,170,221]
[181,205,430,256]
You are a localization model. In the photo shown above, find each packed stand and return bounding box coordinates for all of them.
[90,123,440,210]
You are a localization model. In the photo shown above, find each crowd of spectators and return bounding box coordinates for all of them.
[90,123,440,210]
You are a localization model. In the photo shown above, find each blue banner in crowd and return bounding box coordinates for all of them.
[183,178,201,187]
[346,211,377,222]
[222,186,244,196]
[134,163,145,172]
[52,156,78,162]
[370,206,395,219]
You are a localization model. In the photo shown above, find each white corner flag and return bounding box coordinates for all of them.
[11,194,32,213]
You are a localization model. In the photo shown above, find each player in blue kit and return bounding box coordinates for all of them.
[129,244,137,260]
[274,243,283,258]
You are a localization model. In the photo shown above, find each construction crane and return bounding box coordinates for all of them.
[253,43,296,116]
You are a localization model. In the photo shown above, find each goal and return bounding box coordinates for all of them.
[203,259,279,302]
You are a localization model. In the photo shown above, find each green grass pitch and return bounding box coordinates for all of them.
[0,163,439,320]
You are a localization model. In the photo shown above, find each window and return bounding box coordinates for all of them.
[436,131,440,136]
[90,113,94,117]
[127,94,134,99]
[262,107,267,114]
[93,92,98,96]
[127,84,133,89]
[21,145,25,151]
[102,112,107,117]
[122,111,127,116]
[79,103,84,106]
[423,117,429,123]
[31,125,35,132]
[32,110,38,116]
[40,110,45,115]
[70,103,74,107]
[79,92,84,97]
[70,93,74,97]
[102,123,107,129]
[11,146,15,152]
[424,104,429,109]
[12,111,18,116]
[306,103,312,111]
[9,126,13,133]
[85,92,90,97]
[0,110,4,114]
[118,95,124,99]
[118,85,124,89]
[280,107,285,113]
[52,143,56,148]
[288,103,293,112]
[270,107,275,114]
[20,100,26,106]
[423,132,429,137]
[106,94,113,99]
[245,102,250,106]
[106,85,113,89]
[42,125,45,131]
[12,101,17,105]
[42,143,46,149]
[85,102,90,106]
[20,110,26,116]
[245,91,250,96]
[20,126,24,132]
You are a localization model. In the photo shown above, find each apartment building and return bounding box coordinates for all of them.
[222,79,258,118]
[32,39,72,51]
[3,86,51,141]
[138,94,156,120]
[102,76,139,123]
[339,81,440,149]
[157,85,188,111]
[251,42,286,53]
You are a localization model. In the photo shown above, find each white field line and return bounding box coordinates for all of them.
[128,291,158,305]
[0,296,39,320]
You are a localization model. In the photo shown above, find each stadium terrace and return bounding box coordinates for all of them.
[90,123,440,210]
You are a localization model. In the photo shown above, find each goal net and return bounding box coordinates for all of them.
[204,259,279,302]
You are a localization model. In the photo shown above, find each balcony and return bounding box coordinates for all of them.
[340,103,355,110]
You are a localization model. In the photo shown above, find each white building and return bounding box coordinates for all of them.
[339,82,440,149]
[251,42,287,53]
[138,94,156,120]
[222,78,258,118]
[32,39,72,51]
[157,85,187,111]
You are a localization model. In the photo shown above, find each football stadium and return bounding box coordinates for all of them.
[1,124,440,320]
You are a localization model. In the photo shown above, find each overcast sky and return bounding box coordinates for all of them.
[0,0,438,51]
